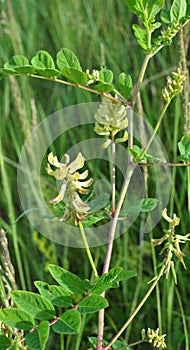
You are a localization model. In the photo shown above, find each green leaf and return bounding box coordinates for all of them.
[125,0,143,16]
[4,55,29,67]
[34,281,72,307]
[146,0,165,17]
[99,68,114,84]
[48,264,86,294]
[31,50,55,69]
[132,24,148,51]
[141,198,159,212]
[177,135,190,161]
[10,291,55,320]
[34,68,61,78]
[88,336,108,347]
[83,212,110,228]
[120,198,159,217]
[114,269,137,283]
[61,67,87,84]
[77,295,109,314]
[52,310,81,334]
[170,0,187,21]
[25,321,50,350]
[0,334,11,350]
[118,73,133,99]
[89,193,110,213]
[93,82,114,92]
[160,9,171,24]
[56,48,82,72]
[0,308,34,330]
[91,267,123,294]
[0,68,17,75]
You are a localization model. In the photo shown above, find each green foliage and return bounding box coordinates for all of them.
[0,308,35,330]
[34,281,73,307]
[10,291,56,320]
[77,295,109,314]
[118,73,133,99]
[48,264,87,294]
[52,310,81,334]
[170,0,187,22]
[177,135,190,162]
[0,1,190,349]
[25,321,50,350]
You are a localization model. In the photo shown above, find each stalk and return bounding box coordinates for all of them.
[78,221,98,278]
[104,266,165,349]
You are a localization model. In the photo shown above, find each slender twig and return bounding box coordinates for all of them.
[78,221,98,278]
[138,101,170,160]
[104,266,165,350]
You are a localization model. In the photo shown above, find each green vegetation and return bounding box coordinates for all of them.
[0,1,190,349]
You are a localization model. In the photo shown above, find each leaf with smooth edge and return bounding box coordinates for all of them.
[34,68,61,78]
[83,212,109,227]
[93,82,113,92]
[77,295,109,314]
[31,50,55,69]
[170,0,187,21]
[132,24,148,51]
[57,48,82,72]
[178,135,190,161]
[48,264,86,294]
[91,267,123,294]
[0,308,34,330]
[89,193,110,213]
[141,198,159,212]
[34,281,72,307]
[25,320,50,350]
[14,66,35,74]
[160,9,171,24]
[118,73,133,99]
[0,68,16,75]
[61,67,87,84]
[125,0,143,16]
[52,310,81,334]
[146,0,165,17]
[4,55,29,68]
[99,69,113,84]
[11,291,55,320]
[0,334,11,350]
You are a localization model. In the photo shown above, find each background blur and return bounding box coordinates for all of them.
[0,1,189,349]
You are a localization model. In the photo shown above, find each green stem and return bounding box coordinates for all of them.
[175,287,189,350]
[15,73,124,105]
[132,54,152,103]
[187,167,190,218]
[104,266,165,349]
[139,100,170,160]
[78,221,98,277]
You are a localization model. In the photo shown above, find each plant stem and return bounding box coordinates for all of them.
[19,73,124,105]
[97,164,136,350]
[104,266,165,349]
[78,221,98,277]
[132,54,151,104]
[187,167,190,218]
[139,101,170,160]
[175,287,189,350]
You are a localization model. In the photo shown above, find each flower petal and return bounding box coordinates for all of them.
[68,152,85,173]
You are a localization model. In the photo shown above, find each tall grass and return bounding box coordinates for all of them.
[0,1,189,349]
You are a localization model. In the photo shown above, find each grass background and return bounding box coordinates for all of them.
[0,0,189,349]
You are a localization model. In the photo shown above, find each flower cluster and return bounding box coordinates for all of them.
[152,21,180,52]
[141,328,167,349]
[162,67,185,103]
[86,69,100,85]
[94,97,128,148]
[152,208,190,283]
[47,152,93,224]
